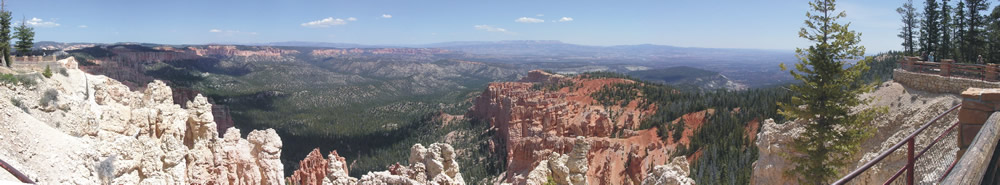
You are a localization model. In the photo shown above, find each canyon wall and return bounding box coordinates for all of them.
[467,70,685,185]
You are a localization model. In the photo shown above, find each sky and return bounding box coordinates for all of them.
[10,0,914,52]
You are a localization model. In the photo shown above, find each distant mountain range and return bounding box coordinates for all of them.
[47,40,797,87]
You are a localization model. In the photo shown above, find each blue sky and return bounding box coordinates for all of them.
[12,0,910,52]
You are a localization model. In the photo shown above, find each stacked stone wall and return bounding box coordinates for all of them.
[893,69,1000,94]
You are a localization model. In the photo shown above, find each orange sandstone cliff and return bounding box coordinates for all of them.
[466,70,703,185]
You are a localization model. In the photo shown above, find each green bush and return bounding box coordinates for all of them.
[42,65,53,78]
[0,73,38,86]
[10,97,21,107]
[544,175,558,185]
[39,89,58,106]
[0,73,16,85]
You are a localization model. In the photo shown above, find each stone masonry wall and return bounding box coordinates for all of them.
[894,69,1000,94]
[958,88,1000,155]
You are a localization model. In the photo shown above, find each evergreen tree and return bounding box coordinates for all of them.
[921,0,942,58]
[672,118,684,142]
[0,1,11,68]
[988,4,1000,63]
[940,0,954,59]
[778,0,884,183]
[898,0,921,56]
[963,0,989,63]
[955,0,968,61]
[13,17,32,56]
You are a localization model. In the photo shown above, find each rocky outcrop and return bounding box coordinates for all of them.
[467,70,675,185]
[641,157,695,185]
[290,149,329,185]
[0,58,284,184]
[356,143,465,185]
[284,143,463,185]
[751,119,803,185]
[324,151,357,185]
[524,136,591,185]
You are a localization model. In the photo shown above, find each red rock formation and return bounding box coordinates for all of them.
[467,70,692,185]
[290,149,329,185]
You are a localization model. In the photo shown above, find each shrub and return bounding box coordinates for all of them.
[10,97,21,107]
[42,65,52,78]
[17,74,37,86]
[97,155,116,185]
[39,89,58,106]
[544,175,558,185]
[0,73,38,86]
[59,68,68,76]
[0,73,15,85]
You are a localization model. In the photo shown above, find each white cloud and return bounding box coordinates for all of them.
[473,25,510,33]
[25,17,59,27]
[537,14,544,17]
[301,17,348,28]
[78,25,88,28]
[515,17,544,23]
[208,29,223,33]
[347,17,357,21]
[382,14,392,18]
[557,17,573,22]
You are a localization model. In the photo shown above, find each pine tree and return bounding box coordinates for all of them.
[13,17,32,56]
[0,0,11,68]
[778,0,885,183]
[940,0,954,59]
[921,0,942,58]
[955,0,968,61]
[672,118,684,142]
[898,0,921,56]
[988,4,1000,63]
[963,0,989,63]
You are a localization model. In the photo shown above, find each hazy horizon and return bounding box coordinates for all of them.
[12,0,906,53]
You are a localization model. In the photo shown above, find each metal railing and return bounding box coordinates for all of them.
[0,158,33,183]
[832,104,962,185]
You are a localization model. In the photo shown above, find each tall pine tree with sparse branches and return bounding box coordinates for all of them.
[898,0,920,56]
[963,0,989,63]
[921,0,941,58]
[987,4,1000,63]
[955,0,967,61]
[13,17,32,56]
[940,0,953,59]
[778,0,885,183]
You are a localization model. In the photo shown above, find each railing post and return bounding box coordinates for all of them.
[907,138,915,185]
[906,57,916,71]
[941,59,953,77]
[988,64,999,82]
